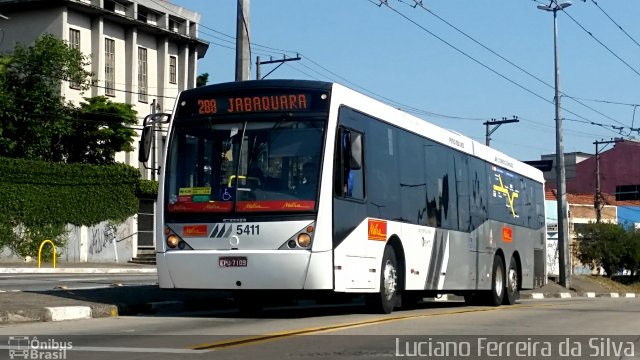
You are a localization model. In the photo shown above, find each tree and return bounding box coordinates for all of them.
[622,229,640,276]
[575,222,628,277]
[0,34,92,161]
[63,96,137,164]
[196,72,209,87]
[0,34,138,165]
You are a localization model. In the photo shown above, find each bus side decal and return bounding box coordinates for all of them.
[437,233,450,290]
[425,231,448,290]
[368,219,387,241]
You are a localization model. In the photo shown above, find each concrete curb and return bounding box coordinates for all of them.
[0,268,157,274]
[519,292,639,299]
[0,304,118,323]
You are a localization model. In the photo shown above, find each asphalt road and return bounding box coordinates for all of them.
[0,273,157,292]
[0,298,638,360]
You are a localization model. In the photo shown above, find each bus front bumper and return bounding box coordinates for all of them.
[157,250,322,290]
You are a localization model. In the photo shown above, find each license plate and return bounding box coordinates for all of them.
[219,256,247,267]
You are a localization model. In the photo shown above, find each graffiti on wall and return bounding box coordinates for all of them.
[88,222,133,256]
[89,223,117,255]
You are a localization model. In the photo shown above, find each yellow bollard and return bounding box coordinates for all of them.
[38,239,56,269]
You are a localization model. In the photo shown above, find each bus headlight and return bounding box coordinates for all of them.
[297,233,312,248]
[167,235,180,248]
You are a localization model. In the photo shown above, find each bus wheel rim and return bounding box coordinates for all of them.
[509,268,518,294]
[495,265,504,298]
[383,261,397,300]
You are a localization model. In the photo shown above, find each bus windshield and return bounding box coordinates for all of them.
[165,118,325,213]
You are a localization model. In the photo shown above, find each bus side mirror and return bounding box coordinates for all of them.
[349,132,362,170]
[138,124,154,163]
[138,113,171,164]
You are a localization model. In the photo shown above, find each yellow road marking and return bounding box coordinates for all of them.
[189,302,564,350]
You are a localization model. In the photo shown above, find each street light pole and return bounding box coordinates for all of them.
[538,1,572,289]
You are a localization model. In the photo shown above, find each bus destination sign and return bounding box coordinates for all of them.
[197,93,311,115]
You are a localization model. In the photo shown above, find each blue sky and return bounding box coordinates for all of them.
[169,0,640,161]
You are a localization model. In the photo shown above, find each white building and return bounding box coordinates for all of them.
[0,0,208,171]
[0,0,209,262]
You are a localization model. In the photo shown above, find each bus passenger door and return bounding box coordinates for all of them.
[333,127,365,249]
[469,157,489,290]
[332,125,369,290]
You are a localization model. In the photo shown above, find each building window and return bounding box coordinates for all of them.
[69,28,81,89]
[169,56,177,84]
[137,9,146,22]
[169,19,177,32]
[138,47,148,103]
[616,184,640,201]
[104,38,115,96]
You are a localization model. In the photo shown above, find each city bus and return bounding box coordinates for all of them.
[139,80,546,314]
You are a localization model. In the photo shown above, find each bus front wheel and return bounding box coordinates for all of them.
[366,246,399,314]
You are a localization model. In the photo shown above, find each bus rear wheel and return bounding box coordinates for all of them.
[366,246,398,314]
[503,257,519,305]
[485,256,505,306]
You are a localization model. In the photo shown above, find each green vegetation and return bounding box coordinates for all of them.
[137,179,159,198]
[196,72,209,87]
[0,157,140,257]
[0,34,137,164]
[64,96,138,165]
[575,222,640,278]
[0,35,143,258]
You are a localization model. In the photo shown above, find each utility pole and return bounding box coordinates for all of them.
[483,117,519,146]
[235,0,250,81]
[594,138,621,223]
[537,0,572,289]
[256,54,302,80]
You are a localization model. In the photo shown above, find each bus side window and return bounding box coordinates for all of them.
[335,127,364,199]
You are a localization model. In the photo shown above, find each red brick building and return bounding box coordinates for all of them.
[545,140,640,200]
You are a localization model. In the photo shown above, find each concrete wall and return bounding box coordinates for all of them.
[67,218,137,262]
[0,216,138,263]
[0,6,63,54]
[545,200,559,277]
[545,200,618,277]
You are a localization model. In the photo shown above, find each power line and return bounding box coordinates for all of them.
[564,118,630,136]
[519,116,613,138]
[148,0,490,121]
[141,0,640,138]
[401,0,629,129]
[587,0,640,51]
[370,0,613,127]
[565,96,640,107]
[554,0,640,79]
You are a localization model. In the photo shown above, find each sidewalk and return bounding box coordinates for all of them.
[0,261,157,274]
